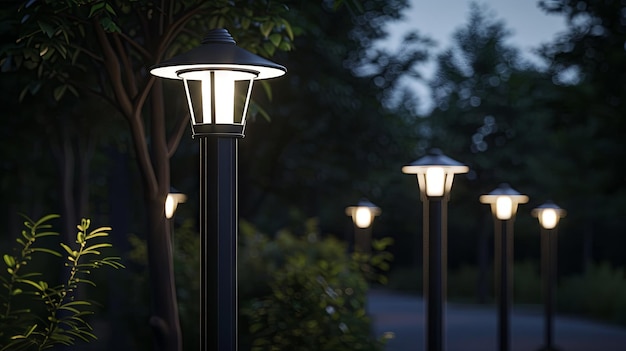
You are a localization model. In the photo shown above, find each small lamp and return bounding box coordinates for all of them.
[532,201,566,230]
[402,148,469,199]
[345,199,381,229]
[165,188,187,219]
[480,183,529,220]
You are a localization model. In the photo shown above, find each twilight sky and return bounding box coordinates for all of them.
[381,0,568,113]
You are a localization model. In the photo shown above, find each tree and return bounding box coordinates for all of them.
[1,1,299,350]
[237,0,433,259]
[538,0,626,269]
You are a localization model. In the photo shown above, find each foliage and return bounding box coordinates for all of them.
[239,219,393,351]
[557,262,626,325]
[238,0,430,244]
[0,214,124,351]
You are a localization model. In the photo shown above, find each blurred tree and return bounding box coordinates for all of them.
[420,3,570,302]
[238,0,434,263]
[538,0,626,269]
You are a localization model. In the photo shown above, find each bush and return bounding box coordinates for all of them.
[557,262,626,325]
[239,218,392,351]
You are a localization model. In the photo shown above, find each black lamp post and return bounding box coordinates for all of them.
[150,28,286,351]
[402,148,468,351]
[345,198,381,254]
[480,183,528,351]
[532,201,566,351]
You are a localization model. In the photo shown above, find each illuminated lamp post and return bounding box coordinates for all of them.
[150,28,286,351]
[402,148,468,351]
[532,201,566,351]
[480,183,528,351]
[345,198,381,254]
[165,188,187,220]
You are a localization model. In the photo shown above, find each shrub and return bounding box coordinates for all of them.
[0,215,124,351]
[557,262,626,325]
[239,218,392,351]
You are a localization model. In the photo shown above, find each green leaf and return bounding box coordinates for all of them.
[60,243,75,257]
[37,21,55,38]
[30,248,62,257]
[268,33,282,46]
[260,22,274,38]
[3,254,15,267]
[53,84,67,101]
[88,2,105,17]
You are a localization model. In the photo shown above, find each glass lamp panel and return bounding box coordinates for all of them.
[165,195,177,219]
[354,207,373,228]
[178,70,256,126]
[540,209,559,229]
[495,196,513,220]
[425,167,445,197]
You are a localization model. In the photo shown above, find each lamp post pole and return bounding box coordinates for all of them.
[402,149,468,351]
[480,183,528,351]
[533,202,566,351]
[346,199,381,254]
[150,28,286,351]
[200,137,238,350]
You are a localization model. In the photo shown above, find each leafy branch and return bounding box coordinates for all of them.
[0,215,124,351]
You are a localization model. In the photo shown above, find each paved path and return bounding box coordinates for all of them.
[367,289,626,351]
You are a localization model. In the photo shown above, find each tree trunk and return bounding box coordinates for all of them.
[146,195,182,351]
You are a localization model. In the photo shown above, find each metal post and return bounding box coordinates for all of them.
[496,219,511,351]
[424,197,444,351]
[541,227,558,351]
[200,136,238,351]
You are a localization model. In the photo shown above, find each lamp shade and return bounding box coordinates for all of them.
[532,201,566,230]
[345,199,381,229]
[165,188,187,219]
[480,183,529,220]
[402,148,469,199]
[150,29,286,138]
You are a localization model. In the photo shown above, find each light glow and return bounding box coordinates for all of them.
[425,167,446,197]
[354,207,374,228]
[540,209,559,229]
[201,71,235,124]
[496,196,513,220]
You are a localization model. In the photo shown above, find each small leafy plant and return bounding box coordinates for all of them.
[0,214,124,351]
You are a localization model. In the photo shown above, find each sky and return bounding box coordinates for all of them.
[382,0,568,114]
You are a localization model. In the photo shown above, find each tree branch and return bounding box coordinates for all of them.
[92,17,133,117]
[167,111,189,159]
[113,32,138,97]
[117,31,152,60]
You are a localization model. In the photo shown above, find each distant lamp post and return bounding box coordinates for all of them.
[150,28,286,351]
[165,188,187,220]
[402,148,468,351]
[480,183,528,351]
[532,201,566,351]
[345,199,381,254]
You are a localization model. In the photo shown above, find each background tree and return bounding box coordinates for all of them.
[236,0,433,266]
[538,0,626,270]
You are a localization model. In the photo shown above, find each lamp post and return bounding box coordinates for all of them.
[402,148,468,351]
[480,183,528,351]
[165,188,187,220]
[345,199,381,254]
[532,201,566,351]
[150,28,286,351]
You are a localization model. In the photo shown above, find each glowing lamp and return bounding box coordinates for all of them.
[402,149,469,199]
[150,29,286,138]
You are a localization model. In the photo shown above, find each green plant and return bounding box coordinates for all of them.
[557,262,626,325]
[0,214,124,351]
[239,219,393,351]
